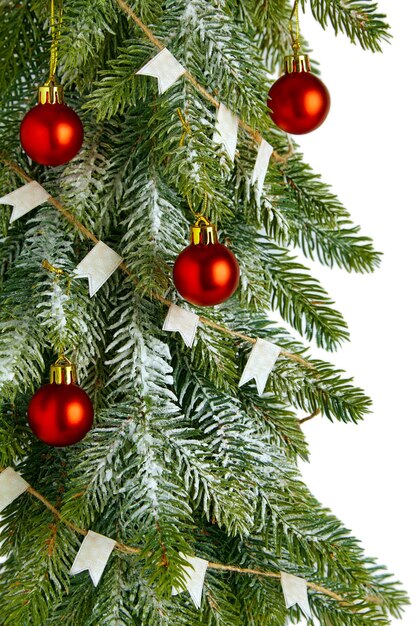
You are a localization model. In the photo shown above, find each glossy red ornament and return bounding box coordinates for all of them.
[173,217,240,307]
[28,356,93,447]
[20,103,83,166]
[268,54,330,135]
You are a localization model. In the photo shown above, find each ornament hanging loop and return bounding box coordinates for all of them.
[48,0,63,83]
[289,0,301,54]
[177,108,191,146]
[38,0,64,103]
[286,0,310,73]
[42,259,65,276]
[186,192,209,220]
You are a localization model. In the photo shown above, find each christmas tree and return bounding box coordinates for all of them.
[0,0,409,624]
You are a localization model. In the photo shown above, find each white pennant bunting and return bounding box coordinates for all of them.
[74,241,123,297]
[0,467,29,512]
[251,139,273,202]
[136,48,186,94]
[163,304,199,348]
[0,181,50,223]
[172,553,208,609]
[213,103,239,162]
[70,531,116,587]
[280,571,312,619]
[239,338,281,395]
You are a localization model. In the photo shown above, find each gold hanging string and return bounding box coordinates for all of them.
[186,194,198,218]
[186,192,209,221]
[42,259,65,276]
[177,108,191,146]
[48,0,63,83]
[289,0,301,54]
[42,258,72,294]
[202,193,208,215]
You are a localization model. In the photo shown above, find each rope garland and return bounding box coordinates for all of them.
[0,465,373,608]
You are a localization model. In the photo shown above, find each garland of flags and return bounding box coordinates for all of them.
[1,464,355,617]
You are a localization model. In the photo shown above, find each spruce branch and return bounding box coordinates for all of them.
[0,1,44,94]
[83,40,155,121]
[58,0,119,89]
[162,0,269,126]
[227,311,371,424]
[233,229,350,350]
[299,408,321,424]
[232,0,295,72]
[301,0,391,51]
[233,133,381,276]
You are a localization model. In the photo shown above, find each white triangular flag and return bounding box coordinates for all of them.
[281,571,312,618]
[251,139,273,202]
[137,48,186,94]
[239,338,281,395]
[172,553,208,609]
[0,181,50,223]
[0,467,29,512]
[74,241,123,296]
[213,103,239,162]
[70,531,116,587]
[163,304,199,348]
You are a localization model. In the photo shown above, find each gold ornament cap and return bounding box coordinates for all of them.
[50,354,77,385]
[190,215,218,245]
[284,53,311,74]
[38,78,64,105]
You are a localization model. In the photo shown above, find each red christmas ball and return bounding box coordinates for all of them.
[268,71,330,134]
[20,103,84,166]
[28,382,94,447]
[173,242,240,306]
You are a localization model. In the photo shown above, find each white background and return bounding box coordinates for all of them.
[289,1,418,624]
